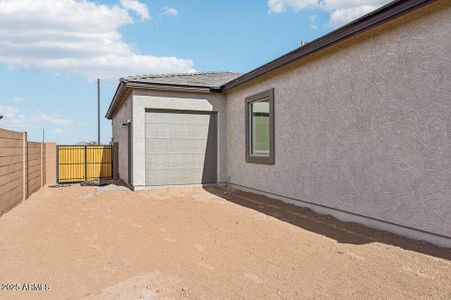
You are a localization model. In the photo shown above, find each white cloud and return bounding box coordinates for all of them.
[309,15,319,29]
[319,0,384,11]
[34,113,74,126]
[268,0,316,13]
[50,128,83,138]
[120,0,150,20]
[268,0,390,27]
[0,0,195,81]
[12,96,24,102]
[53,128,64,134]
[0,105,19,119]
[0,105,75,132]
[328,5,380,27]
[161,7,178,16]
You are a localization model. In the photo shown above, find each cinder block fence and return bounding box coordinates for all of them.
[0,128,56,215]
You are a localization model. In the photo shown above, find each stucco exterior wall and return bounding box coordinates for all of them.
[112,93,132,184]
[131,89,227,189]
[225,1,451,244]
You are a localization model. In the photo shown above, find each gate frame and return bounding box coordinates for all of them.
[56,145,114,184]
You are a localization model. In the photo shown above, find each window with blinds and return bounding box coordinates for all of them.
[250,99,270,156]
[245,88,274,165]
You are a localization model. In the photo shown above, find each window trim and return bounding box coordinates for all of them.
[245,88,275,165]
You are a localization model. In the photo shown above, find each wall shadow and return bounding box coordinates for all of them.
[201,112,218,184]
[85,146,113,180]
[203,186,451,261]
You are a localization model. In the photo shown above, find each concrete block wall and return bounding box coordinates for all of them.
[27,141,44,195]
[0,129,25,214]
[0,128,53,215]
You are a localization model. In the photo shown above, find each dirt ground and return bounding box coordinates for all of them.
[0,184,450,300]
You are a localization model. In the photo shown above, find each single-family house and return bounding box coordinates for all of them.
[106,0,451,248]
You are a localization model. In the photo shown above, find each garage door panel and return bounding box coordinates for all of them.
[147,152,218,170]
[146,123,216,140]
[146,138,216,154]
[146,168,217,186]
[145,112,213,125]
[145,110,217,186]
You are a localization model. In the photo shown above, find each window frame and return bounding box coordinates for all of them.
[245,88,275,165]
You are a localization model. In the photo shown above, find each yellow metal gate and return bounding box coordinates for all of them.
[57,145,113,183]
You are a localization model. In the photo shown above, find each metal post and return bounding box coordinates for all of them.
[56,146,59,184]
[23,132,27,200]
[97,78,101,145]
[40,141,44,187]
[42,129,46,186]
[84,146,88,182]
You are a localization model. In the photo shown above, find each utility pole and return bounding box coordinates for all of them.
[97,78,100,145]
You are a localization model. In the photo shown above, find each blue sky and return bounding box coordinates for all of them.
[0,0,388,144]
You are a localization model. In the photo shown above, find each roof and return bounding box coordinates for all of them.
[123,72,242,89]
[106,0,436,119]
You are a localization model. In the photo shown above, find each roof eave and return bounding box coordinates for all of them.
[105,81,222,119]
[105,80,126,119]
[126,81,222,93]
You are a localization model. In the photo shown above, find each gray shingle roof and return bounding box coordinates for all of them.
[122,72,242,89]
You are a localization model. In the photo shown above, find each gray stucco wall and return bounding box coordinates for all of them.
[225,1,451,241]
[112,93,132,184]
[131,89,227,188]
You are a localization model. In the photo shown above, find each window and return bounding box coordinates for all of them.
[245,88,274,164]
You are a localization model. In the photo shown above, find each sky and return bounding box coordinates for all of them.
[0,0,390,144]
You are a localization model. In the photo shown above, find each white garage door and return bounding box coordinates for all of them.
[145,109,217,186]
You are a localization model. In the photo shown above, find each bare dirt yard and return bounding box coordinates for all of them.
[0,184,450,300]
